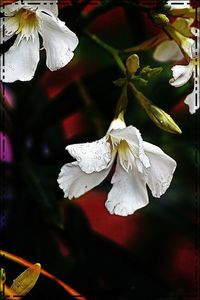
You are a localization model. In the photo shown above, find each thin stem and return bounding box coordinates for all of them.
[128,81,152,108]
[118,33,166,54]
[0,250,87,300]
[84,30,126,74]
[115,82,129,118]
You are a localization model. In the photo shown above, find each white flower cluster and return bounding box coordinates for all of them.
[153,1,199,114]
[1,1,190,217]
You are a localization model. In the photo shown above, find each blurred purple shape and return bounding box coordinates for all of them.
[0,131,13,163]
[0,82,15,108]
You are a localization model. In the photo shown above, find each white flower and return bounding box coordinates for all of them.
[153,18,195,62]
[58,118,176,216]
[0,1,78,82]
[153,40,184,62]
[169,29,199,114]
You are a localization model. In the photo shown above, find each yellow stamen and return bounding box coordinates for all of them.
[15,8,39,34]
[118,140,134,171]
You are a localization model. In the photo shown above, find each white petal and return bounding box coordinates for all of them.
[66,137,111,174]
[191,28,200,59]
[57,161,113,199]
[169,63,193,87]
[3,3,22,15]
[105,158,149,216]
[1,33,39,82]
[110,126,150,171]
[0,27,13,43]
[4,15,19,36]
[144,142,176,198]
[184,85,199,114]
[153,40,184,62]
[107,118,126,133]
[191,27,200,38]
[35,2,58,17]
[39,13,78,71]
[181,37,195,59]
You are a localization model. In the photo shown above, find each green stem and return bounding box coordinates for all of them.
[118,33,166,54]
[128,81,152,108]
[84,30,126,74]
[115,82,129,118]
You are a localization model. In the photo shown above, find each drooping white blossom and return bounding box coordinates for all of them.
[58,118,176,216]
[153,17,195,62]
[0,1,78,82]
[169,29,199,114]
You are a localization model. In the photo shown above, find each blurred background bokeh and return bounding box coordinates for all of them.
[0,1,199,299]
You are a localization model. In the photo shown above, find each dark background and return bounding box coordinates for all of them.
[0,1,199,299]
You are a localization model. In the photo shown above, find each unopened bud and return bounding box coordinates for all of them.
[145,104,182,134]
[140,66,163,80]
[126,54,140,76]
[113,77,127,87]
[148,67,163,78]
[129,82,181,134]
[152,13,170,25]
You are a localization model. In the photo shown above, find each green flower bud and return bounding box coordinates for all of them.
[126,54,140,76]
[128,82,182,134]
[145,104,182,134]
[152,13,170,25]
[139,66,163,80]
[113,78,127,87]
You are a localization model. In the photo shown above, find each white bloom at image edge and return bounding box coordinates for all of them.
[0,1,78,82]
[169,29,199,114]
[58,119,177,216]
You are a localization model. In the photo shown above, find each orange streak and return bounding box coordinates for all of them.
[0,250,86,300]
[4,284,21,299]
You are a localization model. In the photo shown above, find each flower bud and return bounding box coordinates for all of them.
[140,66,163,80]
[113,78,127,87]
[145,104,182,134]
[151,13,170,25]
[126,54,140,76]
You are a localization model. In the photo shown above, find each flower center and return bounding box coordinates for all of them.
[5,8,39,39]
[117,140,135,171]
[16,8,39,34]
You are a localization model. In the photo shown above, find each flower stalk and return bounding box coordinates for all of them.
[84,30,126,74]
[128,82,182,134]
